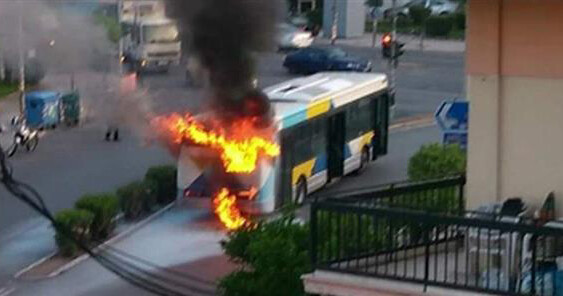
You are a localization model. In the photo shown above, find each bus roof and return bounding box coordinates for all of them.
[264,72,388,130]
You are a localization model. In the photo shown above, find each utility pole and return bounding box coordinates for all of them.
[17,0,25,116]
[330,0,338,45]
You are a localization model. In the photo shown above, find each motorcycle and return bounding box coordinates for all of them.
[5,116,39,157]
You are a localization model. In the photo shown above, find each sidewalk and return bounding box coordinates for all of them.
[315,33,465,53]
[11,202,233,296]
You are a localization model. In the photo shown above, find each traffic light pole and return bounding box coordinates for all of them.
[389,0,397,100]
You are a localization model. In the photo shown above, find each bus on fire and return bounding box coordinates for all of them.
[177,72,390,214]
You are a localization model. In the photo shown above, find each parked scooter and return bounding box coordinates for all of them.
[5,116,39,157]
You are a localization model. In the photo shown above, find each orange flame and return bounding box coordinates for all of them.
[213,188,248,230]
[151,113,279,230]
[151,113,280,173]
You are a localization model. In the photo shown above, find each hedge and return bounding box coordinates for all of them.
[145,165,177,205]
[408,5,431,27]
[117,181,156,220]
[425,15,454,37]
[75,193,119,240]
[54,209,94,257]
[408,143,466,181]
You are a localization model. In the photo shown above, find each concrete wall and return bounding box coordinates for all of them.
[323,0,365,38]
[466,0,563,214]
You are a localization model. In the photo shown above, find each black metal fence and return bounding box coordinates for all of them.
[311,178,563,296]
[318,175,466,215]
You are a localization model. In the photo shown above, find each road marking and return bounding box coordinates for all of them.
[0,287,15,296]
[390,114,435,132]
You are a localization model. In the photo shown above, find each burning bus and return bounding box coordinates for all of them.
[171,72,390,220]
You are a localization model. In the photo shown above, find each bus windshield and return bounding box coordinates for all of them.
[142,23,179,43]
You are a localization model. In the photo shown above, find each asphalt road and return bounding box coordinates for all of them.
[9,125,441,296]
[0,48,463,289]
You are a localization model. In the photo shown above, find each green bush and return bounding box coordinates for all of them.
[408,143,466,181]
[0,82,17,98]
[408,5,432,26]
[425,15,454,37]
[75,193,119,240]
[117,181,156,220]
[145,165,177,205]
[218,216,310,296]
[453,12,466,30]
[54,209,94,257]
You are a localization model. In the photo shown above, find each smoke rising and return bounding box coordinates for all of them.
[0,0,154,138]
[166,0,280,124]
[0,0,113,75]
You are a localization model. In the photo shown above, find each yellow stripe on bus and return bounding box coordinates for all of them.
[360,131,375,148]
[292,158,316,185]
[306,99,331,119]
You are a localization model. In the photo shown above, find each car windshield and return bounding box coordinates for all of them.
[326,48,347,58]
[142,23,179,43]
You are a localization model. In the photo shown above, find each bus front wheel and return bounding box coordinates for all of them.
[294,178,307,205]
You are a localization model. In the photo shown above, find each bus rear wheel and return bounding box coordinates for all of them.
[355,147,370,175]
[294,178,307,205]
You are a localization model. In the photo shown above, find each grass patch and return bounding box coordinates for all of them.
[0,82,17,99]
[448,28,465,40]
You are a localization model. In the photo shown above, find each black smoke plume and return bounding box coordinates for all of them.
[166,0,279,125]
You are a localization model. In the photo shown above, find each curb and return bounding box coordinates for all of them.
[14,202,175,280]
[0,287,15,296]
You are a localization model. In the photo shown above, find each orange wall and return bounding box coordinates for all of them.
[467,0,563,78]
[466,0,501,75]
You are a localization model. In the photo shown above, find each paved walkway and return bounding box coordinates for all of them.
[11,202,231,296]
[315,33,465,53]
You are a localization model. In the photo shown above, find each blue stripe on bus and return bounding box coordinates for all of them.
[282,110,307,129]
[344,144,352,159]
[312,153,327,175]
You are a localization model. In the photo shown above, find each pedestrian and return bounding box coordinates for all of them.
[105,124,119,141]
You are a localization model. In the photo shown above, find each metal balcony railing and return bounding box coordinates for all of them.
[310,177,563,296]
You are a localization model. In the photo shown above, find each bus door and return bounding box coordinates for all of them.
[277,131,293,208]
[327,112,346,181]
[371,94,389,159]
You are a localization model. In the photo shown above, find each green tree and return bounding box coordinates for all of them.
[93,13,121,44]
[218,215,311,296]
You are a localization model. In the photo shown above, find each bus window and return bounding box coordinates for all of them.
[311,119,327,156]
[346,98,373,142]
[291,124,313,166]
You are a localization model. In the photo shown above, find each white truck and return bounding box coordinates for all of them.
[119,0,181,72]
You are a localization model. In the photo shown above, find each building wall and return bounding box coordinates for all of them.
[466,0,563,214]
[323,0,365,38]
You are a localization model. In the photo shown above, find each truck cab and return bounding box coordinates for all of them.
[121,18,181,72]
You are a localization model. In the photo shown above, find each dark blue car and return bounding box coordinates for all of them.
[283,47,372,74]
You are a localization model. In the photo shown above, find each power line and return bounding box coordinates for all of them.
[0,148,215,296]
